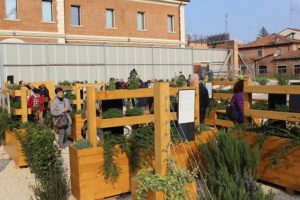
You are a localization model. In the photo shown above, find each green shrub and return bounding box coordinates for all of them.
[128,78,140,90]
[0,112,19,145]
[128,124,154,171]
[43,112,53,128]
[276,74,290,85]
[252,101,268,110]
[8,84,20,90]
[64,91,76,100]
[31,172,69,200]
[199,131,274,200]
[58,80,72,86]
[102,108,123,119]
[135,158,196,200]
[101,132,128,183]
[256,78,268,85]
[11,101,21,109]
[108,78,116,90]
[274,104,289,112]
[17,125,64,185]
[196,124,212,135]
[125,107,143,116]
[73,139,92,149]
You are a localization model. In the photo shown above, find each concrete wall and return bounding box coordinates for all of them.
[0,43,229,88]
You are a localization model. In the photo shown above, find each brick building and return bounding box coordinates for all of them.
[0,0,189,46]
[239,33,300,77]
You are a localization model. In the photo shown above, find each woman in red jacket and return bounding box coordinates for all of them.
[28,88,44,124]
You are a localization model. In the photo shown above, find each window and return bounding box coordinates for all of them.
[277,66,287,74]
[258,49,263,57]
[5,0,17,20]
[295,65,300,74]
[71,5,80,26]
[137,12,145,31]
[167,15,174,32]
[106,9,115,28]
[42,0,53,22]
[258,66,267,74]
[275,48,281,55]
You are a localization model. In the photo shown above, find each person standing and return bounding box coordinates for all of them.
[39,84,50,117]
[51,87,73,148]
[28,88,44,124]
[232,80,244,123]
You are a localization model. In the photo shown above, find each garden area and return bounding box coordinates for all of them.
[0,72,300,200]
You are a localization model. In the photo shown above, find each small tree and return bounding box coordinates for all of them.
[258,27,269,38]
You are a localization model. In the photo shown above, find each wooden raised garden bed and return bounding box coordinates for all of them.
[69,136,205,200]
[4,130,27,168]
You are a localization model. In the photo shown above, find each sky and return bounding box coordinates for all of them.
[185,0,300,43]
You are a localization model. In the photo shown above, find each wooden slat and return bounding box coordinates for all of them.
[96,113,177,129]
[96,88,153,100]
[244,85,300,95]
[97,115,154,128]
[60,85,77,90]
[245,109,300,122]
[212,80,235,85]
[215,119,234,128]
[213,93,233,100]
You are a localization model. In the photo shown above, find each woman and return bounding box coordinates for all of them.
[28,88,44,124]
[232,80,244,123]
[39,84,50,117]
[51,87,73,148]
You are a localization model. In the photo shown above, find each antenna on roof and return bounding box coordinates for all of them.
[225,12,229,34]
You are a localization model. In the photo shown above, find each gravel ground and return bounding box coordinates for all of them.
[1,144,300,200]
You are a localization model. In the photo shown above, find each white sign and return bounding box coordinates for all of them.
[205,82,213,99]
[178,90,195,124]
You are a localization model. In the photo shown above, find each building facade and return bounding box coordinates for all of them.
[239,34,300,77]
[0,0,189,46]
[279,28,300,40]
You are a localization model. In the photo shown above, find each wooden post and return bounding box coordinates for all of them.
[48,80,55,101]
[154,82,170,200]
[244,77,252,125]
[191,82,200,126]
[21,87,27,122]
[87,86,97,147]
[76,85,81,111]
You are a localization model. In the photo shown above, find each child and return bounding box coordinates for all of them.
[28,88,44,124]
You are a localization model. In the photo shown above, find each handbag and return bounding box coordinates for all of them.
[226,99,240,121]
[54,114,68,129]
[53,100,68,129]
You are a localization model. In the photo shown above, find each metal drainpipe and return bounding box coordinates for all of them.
[178,0,183,47]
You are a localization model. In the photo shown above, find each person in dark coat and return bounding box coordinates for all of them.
[232,80,244,123]
[200,81,209,123]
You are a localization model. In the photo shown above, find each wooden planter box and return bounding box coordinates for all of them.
[72,114,85,141]
[4,129,27,168]
[69,131,213,200]
[69,146,130,200]
[240,132,300,192]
